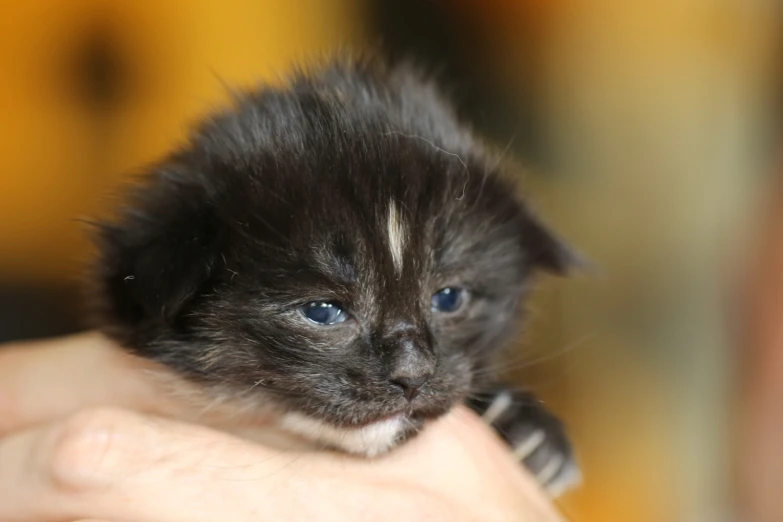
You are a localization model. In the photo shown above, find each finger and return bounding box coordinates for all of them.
[0,406,417,522]
[0,407,308,522]
[0,333,166,434]
[0,407,498,522]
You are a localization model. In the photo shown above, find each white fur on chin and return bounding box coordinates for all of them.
[279,412,408,457]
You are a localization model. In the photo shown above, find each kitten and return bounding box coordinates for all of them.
[91,56,580,495]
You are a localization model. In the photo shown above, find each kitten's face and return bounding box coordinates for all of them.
[95,62,572,455]
[193,148,533,453]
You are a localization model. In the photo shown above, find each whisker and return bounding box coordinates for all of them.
[471,331,598,379]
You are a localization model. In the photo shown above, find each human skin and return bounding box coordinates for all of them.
[0,332,564,522]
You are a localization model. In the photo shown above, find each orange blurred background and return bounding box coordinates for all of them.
[1,2,781,521]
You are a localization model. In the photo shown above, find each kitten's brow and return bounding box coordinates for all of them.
[384,131,470,200]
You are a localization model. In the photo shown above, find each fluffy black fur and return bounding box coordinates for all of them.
[91,57,578,492]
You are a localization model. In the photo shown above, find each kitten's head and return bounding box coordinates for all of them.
[93,59,576,455]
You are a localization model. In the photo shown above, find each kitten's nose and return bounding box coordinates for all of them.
[390,374,430,401]
[386,336,435,402]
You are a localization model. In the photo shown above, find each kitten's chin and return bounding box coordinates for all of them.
[278,411,422,457]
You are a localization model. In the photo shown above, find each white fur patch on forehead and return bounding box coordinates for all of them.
[386,200,407,274]
[279,412,406,457]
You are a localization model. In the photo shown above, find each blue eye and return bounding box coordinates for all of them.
[431,287,466,313]
[301,301,348,325]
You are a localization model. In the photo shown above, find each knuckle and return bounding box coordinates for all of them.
[45,407,148,493]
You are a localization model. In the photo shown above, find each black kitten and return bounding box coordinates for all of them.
[91,56,579,495]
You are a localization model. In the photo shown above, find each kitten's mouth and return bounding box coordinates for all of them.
[345,405,441,430]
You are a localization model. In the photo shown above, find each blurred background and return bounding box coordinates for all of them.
[1,1,782,521]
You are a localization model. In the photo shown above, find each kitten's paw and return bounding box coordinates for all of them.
[466,389,580,497]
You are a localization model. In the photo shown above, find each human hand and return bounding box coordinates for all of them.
[0,333,565,521]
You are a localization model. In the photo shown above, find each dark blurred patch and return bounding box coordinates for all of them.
[366,0,548,168]
[72,22,127,111]
[0,285,84,343]
[65,16,134,114]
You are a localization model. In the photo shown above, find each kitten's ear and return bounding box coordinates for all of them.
[95,172,222,326]
[520,207,585,276]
